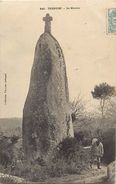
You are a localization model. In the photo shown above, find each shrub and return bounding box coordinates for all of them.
[102,128,115,164]
[11,161,49,182]
[74,131,91,146]
[55,137,80,159]
[0,132,91,182]
[51,137,90,176]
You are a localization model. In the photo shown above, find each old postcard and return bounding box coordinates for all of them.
[0,0,116,183]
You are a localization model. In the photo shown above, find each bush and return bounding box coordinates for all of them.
[55,137,81,159]
[11,161,48,182]
[0,131,91,182]
[102,128,115,164]
[51,137,90,176]
[74,131,91,146]
[74,126,115,165]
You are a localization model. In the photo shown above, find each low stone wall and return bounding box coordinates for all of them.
[107,161,116,184]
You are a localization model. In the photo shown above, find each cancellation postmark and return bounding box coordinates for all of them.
[107,8,116,34]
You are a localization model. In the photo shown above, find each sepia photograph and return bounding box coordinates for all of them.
[0,0,116,183]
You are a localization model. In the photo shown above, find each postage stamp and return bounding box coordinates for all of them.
[107,8,116,34]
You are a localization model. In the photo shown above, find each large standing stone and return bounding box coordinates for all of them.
[22,14,74,161]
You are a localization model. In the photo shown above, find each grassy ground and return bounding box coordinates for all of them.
[0,164,108,184]
[43,165,107,184]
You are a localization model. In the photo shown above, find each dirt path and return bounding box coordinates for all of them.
[44,165,107,184]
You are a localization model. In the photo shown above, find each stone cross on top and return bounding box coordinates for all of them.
[43,13,53,34]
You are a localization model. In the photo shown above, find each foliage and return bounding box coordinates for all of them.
[102,128,115,164]
[91,82,116,117]
[106,97,116,120]
[74,120,115,165]
[52,137,90,175]
[0,128,90,182]
[10,135,19,144]
[70,95,87,123]
[91,83,115,99]
[0,130,20,169]
[74,131,92,147]
[55,137,81,159]
[0,114,115,182]
[11,161,48,182]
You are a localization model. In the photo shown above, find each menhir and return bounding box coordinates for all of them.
[22,14,74,161]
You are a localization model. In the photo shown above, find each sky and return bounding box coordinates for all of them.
[0,0,116,118]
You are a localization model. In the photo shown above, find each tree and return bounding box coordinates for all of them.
[91,82,116,118]
[70,95,86,123]
[106,96,116,122]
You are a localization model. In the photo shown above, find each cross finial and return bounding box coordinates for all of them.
[43,13,53,34]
